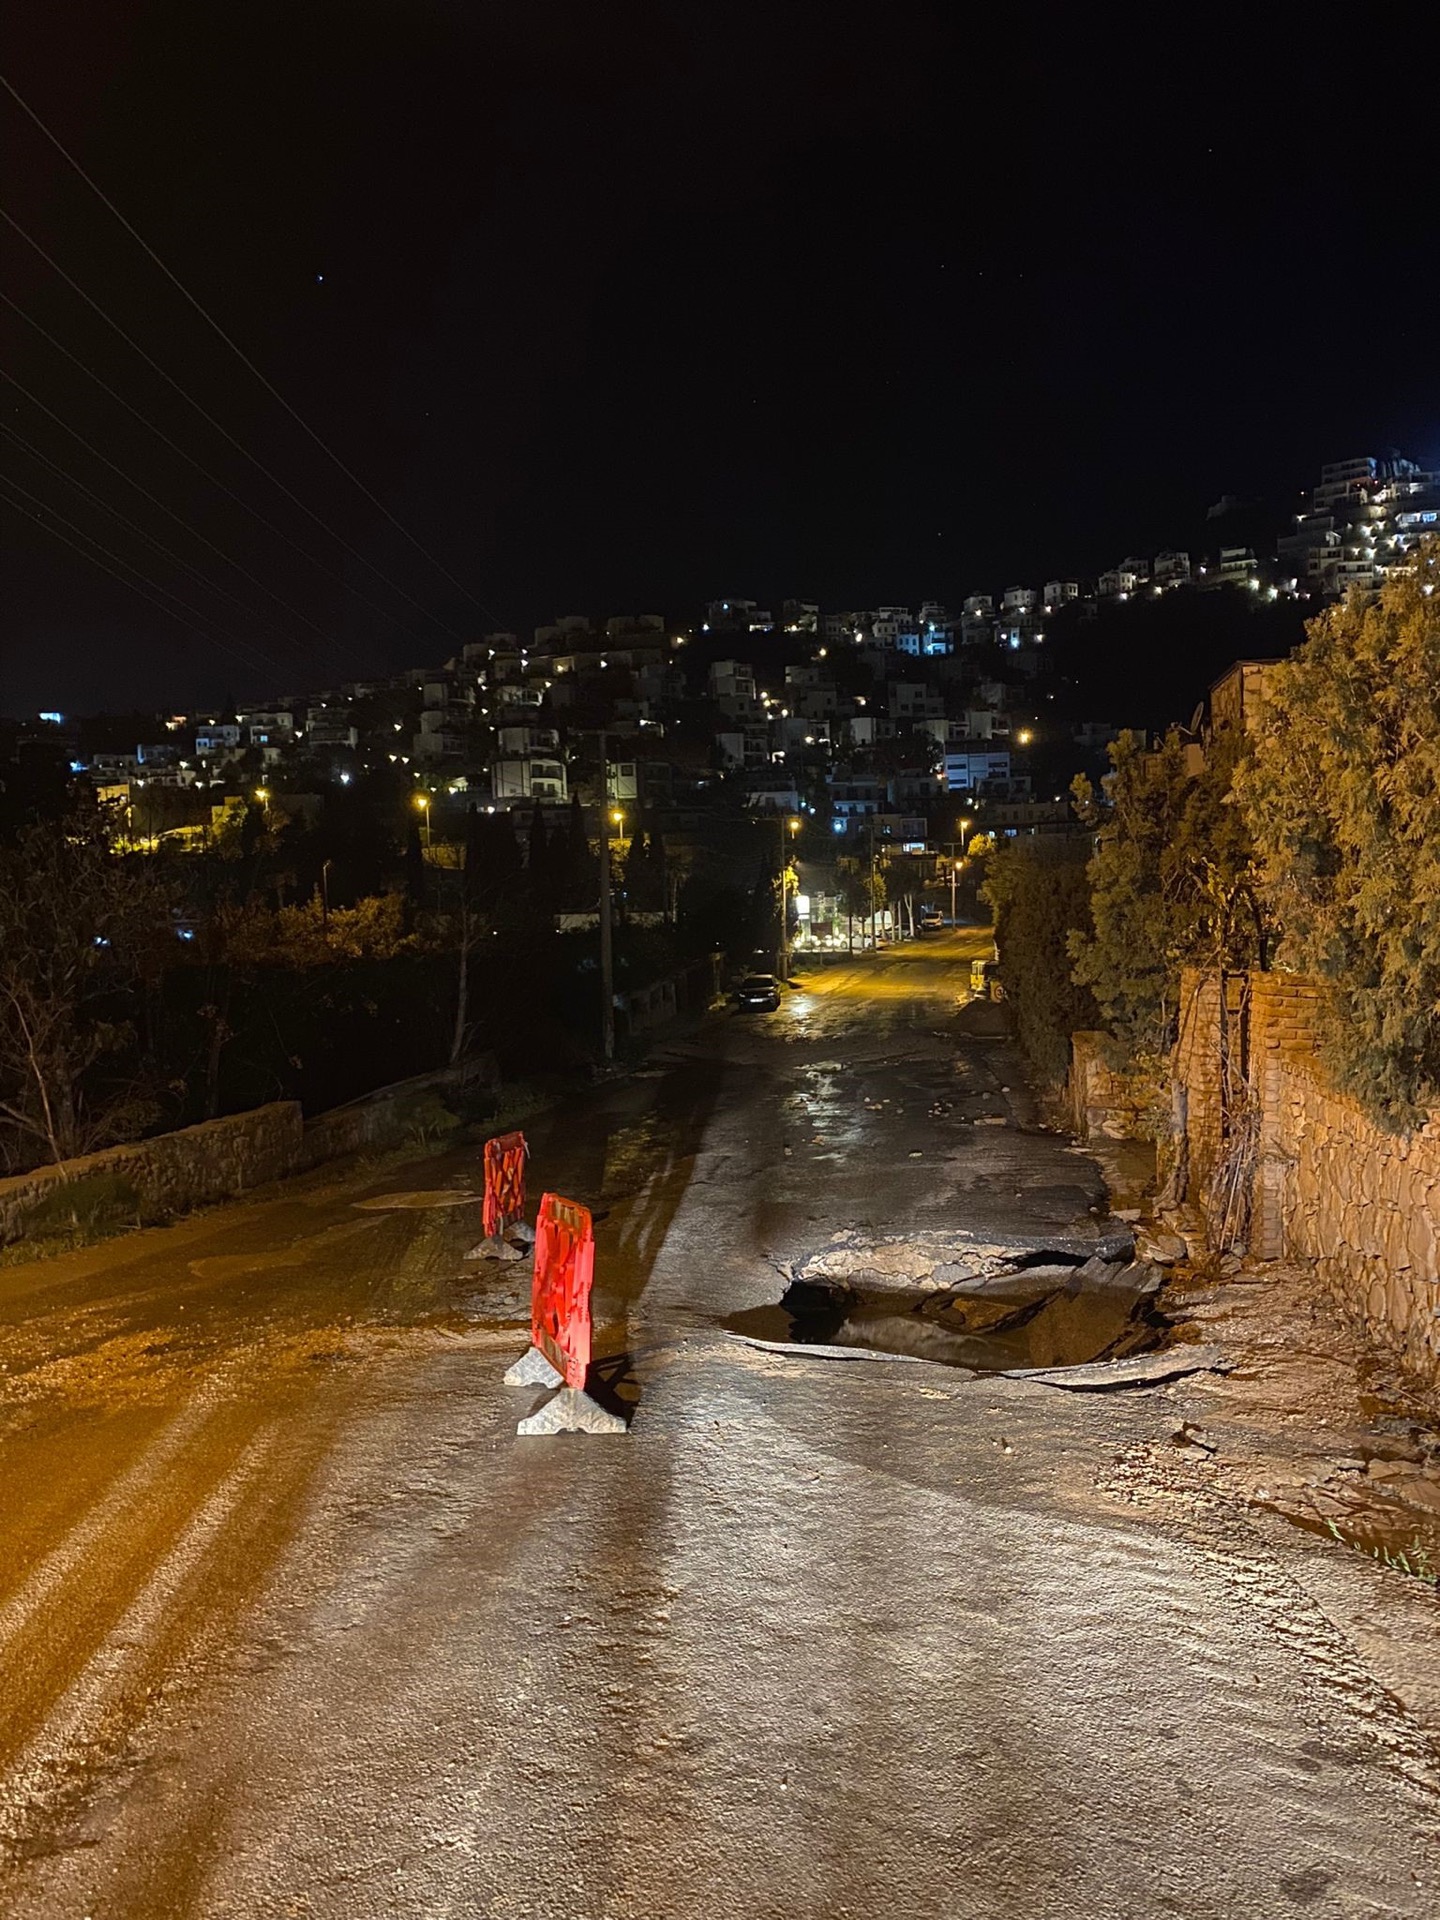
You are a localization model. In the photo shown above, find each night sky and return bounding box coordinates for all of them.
[2,1,1436,716]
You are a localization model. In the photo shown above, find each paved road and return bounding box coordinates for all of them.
[1,931,1437,1917]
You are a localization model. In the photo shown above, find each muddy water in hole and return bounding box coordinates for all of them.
[727,1266,1167,1373]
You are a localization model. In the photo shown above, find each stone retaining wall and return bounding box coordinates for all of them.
[1266,1061,1440,1389]
[0,1052,499,1248]
[0,1103,303,1245]
[1176,968,1440,1391]
[622,977,679,1035]
[295,1053,498,1169]
[1068,1030,1152,1141]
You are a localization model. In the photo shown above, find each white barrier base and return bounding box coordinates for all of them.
[464,1234,525,1263]
[503,1345,565,1389]
[516,1386,627,1436]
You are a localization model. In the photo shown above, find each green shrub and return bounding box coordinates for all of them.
[394,1089,462,1149]
[982,838,1100,1084]
[1069,727,1262,1069]
[1236,545,1440,1128]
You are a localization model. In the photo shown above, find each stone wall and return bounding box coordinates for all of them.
[1068,1030,1152,1141]
[618,957,724,1040]
[623,977,679,1035]
[0,1102,303,1246]
[0,1052,500,1247]
[1175,968,1440,1391]
[1246,971,1329,1261]
[295,1053,498,1169]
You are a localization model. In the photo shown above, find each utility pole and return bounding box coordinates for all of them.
[952,816,971,928]
[597,729,615,1062]
[867,819,878,949]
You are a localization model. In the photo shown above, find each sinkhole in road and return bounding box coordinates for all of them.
[728,1243,1170,1374]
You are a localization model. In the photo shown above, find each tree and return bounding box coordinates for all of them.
[526,800,551,899]
[983,837,1100,1083]
[883,850,929,936]
[622,820,667,915]
[1235,544,1440,1126]
[463,804,486,895]
[556,795,594,911]
[480,807,524,906]
[0,813,175,1168]
[403,818,427,923]
[215,894,416,969]
[239,799,268,862]
[1068,726,1261,1073]
[835,850,885,940]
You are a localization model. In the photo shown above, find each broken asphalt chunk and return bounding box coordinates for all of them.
[1002,1344,1231,1390]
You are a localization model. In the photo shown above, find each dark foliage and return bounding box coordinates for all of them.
[983,836,1101,1085]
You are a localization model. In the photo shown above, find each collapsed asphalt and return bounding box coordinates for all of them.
[0,928,1436,1917]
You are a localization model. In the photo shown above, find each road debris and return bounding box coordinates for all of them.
[1002,1344,1230,1390]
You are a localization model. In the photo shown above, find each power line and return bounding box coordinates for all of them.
[2,294,460,663]
[0,363,375,675]
[0,477,230,654]
[2,468,276,674]
[3,424,303,673]
[0,471,276,674]
[0,66,500,625]
[1,202,470,646]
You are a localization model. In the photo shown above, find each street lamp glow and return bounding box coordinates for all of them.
[1016,728,1034,746]
[254,787,269,802]
[413,792,430,810]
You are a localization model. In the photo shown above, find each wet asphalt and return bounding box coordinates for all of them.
[2,930,1438,1917]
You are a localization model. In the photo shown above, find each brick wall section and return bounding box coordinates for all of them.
[1175,967,1440,1392]
[1175,969,1225,1201]
[1245,972,1328,1262]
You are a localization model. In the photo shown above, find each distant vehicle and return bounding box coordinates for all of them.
[917,904,944,930]
[736,973,782,1013]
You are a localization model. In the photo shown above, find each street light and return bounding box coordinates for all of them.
[1015,728,1034,747]
[950,817,973,925]
[413,790,432,847]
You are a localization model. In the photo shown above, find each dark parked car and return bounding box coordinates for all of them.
[736,973,782,1013]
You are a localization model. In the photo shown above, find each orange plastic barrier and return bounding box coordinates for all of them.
[481,1131,528,1240]
[531,1192,595,1391]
